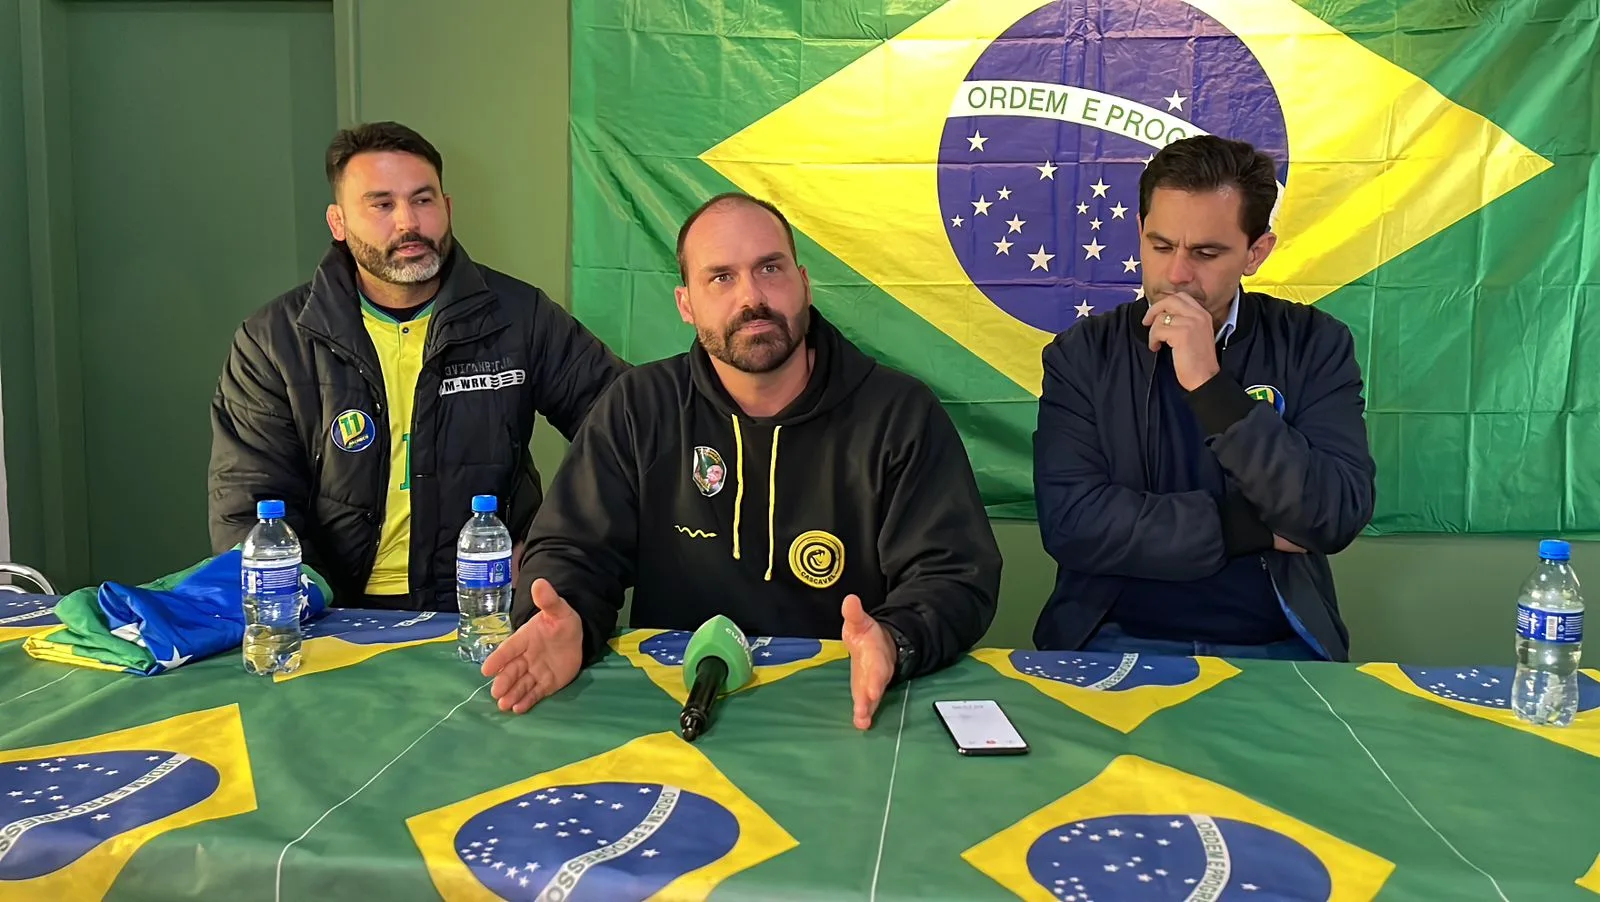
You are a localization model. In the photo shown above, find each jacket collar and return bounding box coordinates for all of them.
[296,239,503,363]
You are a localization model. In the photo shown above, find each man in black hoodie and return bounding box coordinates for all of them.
[482,193,1002,728]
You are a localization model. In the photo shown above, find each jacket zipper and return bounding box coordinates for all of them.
[314,336,391,588]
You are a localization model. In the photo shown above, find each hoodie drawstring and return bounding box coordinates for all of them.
[764,425,782,581]
[731,415,745,561]
[729,414,782,581]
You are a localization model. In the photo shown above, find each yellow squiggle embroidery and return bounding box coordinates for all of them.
[674,525,718,539]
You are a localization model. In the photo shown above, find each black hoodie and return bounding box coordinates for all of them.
[513,309,1002,676]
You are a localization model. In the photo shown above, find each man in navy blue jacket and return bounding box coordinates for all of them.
[1032,135,1376,661]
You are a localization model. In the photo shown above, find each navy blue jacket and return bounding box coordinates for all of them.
[1031,290,1376,660]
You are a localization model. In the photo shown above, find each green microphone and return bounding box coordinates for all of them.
[679,615,755,742]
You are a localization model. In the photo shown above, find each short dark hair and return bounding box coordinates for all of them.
[1138,135,1278,243]
[325,121,444,198]
[675,192,798,284]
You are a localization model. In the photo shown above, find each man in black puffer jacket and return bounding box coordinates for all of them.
[207,121,626,610]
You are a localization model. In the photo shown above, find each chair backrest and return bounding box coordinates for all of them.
[0,563,56,595]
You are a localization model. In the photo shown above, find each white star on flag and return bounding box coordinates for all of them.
[1090,179,1110,198]
[994,237,1013,255]
[1089,218,1102,231]
[1075,301,1093,318]
[1006,215,1025,233]
[1123,257,1140,273]
[950,215,963,228]
[1075,202,1088,215]
[1083,239,1105,260]
[968,131,988,151]
[997,186,1011,200]
[1110,202,1128,219]
[1164,91,1186,111]
[971,196,992,215]
[1028,246,1055,271]
[1037,161,1058,179]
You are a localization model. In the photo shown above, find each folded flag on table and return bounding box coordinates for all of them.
[22,549,331,675]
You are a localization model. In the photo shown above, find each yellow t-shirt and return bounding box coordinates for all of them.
[360,296,432,595]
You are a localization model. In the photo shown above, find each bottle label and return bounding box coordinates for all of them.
[244,558,303,601]
[1517,604,1584,644]
[458,551,512,590]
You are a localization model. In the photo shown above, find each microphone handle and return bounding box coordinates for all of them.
[680,656,729,742]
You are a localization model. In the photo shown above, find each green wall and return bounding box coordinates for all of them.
[0,0,1589,667]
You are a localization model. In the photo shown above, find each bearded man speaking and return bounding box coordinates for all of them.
[482,192,1003,730]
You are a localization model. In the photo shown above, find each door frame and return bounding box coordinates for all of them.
[7,0,357,587]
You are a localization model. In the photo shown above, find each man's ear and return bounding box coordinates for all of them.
[674,285,694,325]
[326,204,346,242]
[1243,231,1277,276]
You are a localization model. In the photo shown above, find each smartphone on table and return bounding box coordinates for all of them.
[933,699,1029,756]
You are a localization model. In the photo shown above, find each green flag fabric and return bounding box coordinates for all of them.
[569,0,1597,533]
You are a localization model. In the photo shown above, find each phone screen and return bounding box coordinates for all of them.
[933,700,1028,755]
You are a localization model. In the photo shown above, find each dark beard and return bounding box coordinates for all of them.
[699,304,806,374]
[345,228,451,285]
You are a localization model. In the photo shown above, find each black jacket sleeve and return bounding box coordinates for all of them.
[525,288,630,441]
[513,377,638,665]
[206,322,329,574]
[1184,315,1376,554]
[870,391,1002,679]
[1033,330,1270,582]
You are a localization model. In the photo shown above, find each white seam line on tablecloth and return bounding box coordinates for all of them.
[868,681,911,902]
[1292,663,1510,902]
[0,669,73,706]
[273,680,492,902]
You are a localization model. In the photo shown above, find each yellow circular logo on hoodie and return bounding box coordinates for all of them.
[789,530,844,589]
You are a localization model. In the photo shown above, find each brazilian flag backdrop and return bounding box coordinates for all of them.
[569,0,1598,532]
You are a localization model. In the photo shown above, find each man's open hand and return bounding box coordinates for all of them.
[841,594,895,730]
[481,578,583,713]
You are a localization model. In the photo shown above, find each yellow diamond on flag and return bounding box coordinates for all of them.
[0,595,61,644]
[701,0,1550,395]
[613,628,847,705]
[1360,662,1600,760]
[962,755,1394,900]
[0,704,257,900]
[971,647,1239,733]
[274,609,457,683]
[1582,855,1600,895]
[406,731,796,901]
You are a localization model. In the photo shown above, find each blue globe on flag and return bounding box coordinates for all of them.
[1010,650,1200,691]
[639,631,824,668]
[302,609,456,645]
[452,781,739,900]
[937,0,1290,334]
[1025,814,1331,900]
[1400,665,1600,712]
[0,751,221,880]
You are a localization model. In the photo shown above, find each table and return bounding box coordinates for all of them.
[2,598,1598,901]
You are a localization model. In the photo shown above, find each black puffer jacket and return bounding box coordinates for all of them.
[208,240,627,608]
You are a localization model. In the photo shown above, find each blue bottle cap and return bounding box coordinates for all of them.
[472,495,498,514]
[1539,539,1571,562]
[257,499,286,520]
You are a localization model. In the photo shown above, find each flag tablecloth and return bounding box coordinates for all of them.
[2,603,1597,901]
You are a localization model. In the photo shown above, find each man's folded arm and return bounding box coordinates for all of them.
[1034,333,1272,582]
[1185,319,1376,554]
